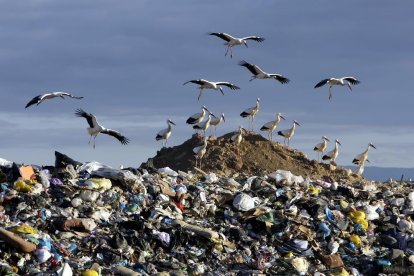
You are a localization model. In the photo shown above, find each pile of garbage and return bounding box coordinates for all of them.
[1,151,414,275]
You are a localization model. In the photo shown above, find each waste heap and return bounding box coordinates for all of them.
[0,148,414,275]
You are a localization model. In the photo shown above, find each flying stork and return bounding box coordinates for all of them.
[193,113,214,137]
[352,143,376,165]
[183,79,240,100]
[239,60,290,84]
[193,136,208,169]
[277,120,300,148]
[314,77,360,100]
[313,136,330,162]
[209,32,265,58]
[156,119,176,148]
[322,139,341,163]
[260,112,285,141]
[209,113,225,136]
[75,108,129,148]
[186,106,211,125]
[240,98,260,131]
[25,92,83,108]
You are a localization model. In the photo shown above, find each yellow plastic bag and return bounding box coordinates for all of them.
[14,180,33,193]
[349,210,369,229]
[350,235,361,246]
[10,225,38,234]
[84,178,112,190]
[82,269,99,276]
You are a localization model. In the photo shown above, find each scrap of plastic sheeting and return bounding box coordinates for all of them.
[233,193,257,211]
[319,223,331,238]
[152,230,171,246]
[268,170,304,185]
[57,263,73,276]
[19,165,35,181]
[157,167,178,177]
[291,257,309,275]
[0,158,13,168]
[35,247,52,263]
[84,178,112,190]
[204,173,218,183]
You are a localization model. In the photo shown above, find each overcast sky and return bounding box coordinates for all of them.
[0,1,413,168]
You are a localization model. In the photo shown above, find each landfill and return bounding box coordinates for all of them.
[1,140,414,275]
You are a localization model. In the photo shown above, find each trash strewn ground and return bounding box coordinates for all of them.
[0,143,414,275]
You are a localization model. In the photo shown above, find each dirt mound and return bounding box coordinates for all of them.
[144,132,362,181]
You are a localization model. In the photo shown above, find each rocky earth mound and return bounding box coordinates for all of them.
[145,132,361,182]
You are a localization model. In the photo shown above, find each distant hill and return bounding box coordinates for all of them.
[346,166,414,182]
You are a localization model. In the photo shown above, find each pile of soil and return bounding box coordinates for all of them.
[144,132,362,181]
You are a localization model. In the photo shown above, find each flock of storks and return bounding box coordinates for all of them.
[23,32,373,172]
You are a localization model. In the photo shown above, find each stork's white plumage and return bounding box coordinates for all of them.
[352,143,376,165]
[354,159,370,176]
[193,114,214,137]
[239,60,290,84]
[260,112,285,141]
[193,136,208,169]
[156,119,176,148]
[231,126,245,155]
[183,79,240,100]
[322,139,341,163]
[314,77,360,100]
[186,106,211,125]
[277,120,300,148]
[209,113,225,136]
[240,98,260,131]
[313,136,330,162]
[26,92,84,108]
[209,32,265,58]
[75,108,129,148]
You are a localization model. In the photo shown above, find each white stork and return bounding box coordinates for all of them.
[210,113,225,136]
[322,139,341,163]
[186,106,211,125]
[354,159,370,176]
[155,119,176,148]
[240,98,260,131]
[352,143,376,165]
[313,136,330,162]
[26,92,83,108]
[239,60,290,84]
[231,126,246,155]
[277,120,300,148]
[193,136,208,169]
[193,113,214,137]
[314,77,360,100]
[75,108,129,148]
[183,79,240,101]
[260,112,285,141]
[209,32,265,58]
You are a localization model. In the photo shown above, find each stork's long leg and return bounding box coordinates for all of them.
[225,45,230,56]
[198,89,204,101]
[328,87,332,100]
[88,135,92,145]
[93,136,97,149]
[230,47,233,59]
[249,76,255,82]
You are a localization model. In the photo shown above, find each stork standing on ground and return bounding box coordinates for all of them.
[260,112,285,141]
[322,139,341,163]
[209,113,225,137]
[313,136,330,162]
[186,106,211,125]
[277,120,300,148]
[209,32,265,58]
[183,79,240,100]
[352,143,376,165]
[75,108,129,149]
[193,136,208,169]
[193,113,214,137]
[239,60,290,84]
[354,159,371,176]
[240,98,260,131]
[155,119,176,148]
[314,77,360,100]
[25,92,83,108]
[231,126,246,155]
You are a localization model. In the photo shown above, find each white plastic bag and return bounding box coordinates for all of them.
[233,193,256,211]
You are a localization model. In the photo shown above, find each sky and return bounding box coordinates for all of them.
[0,1,413,169]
